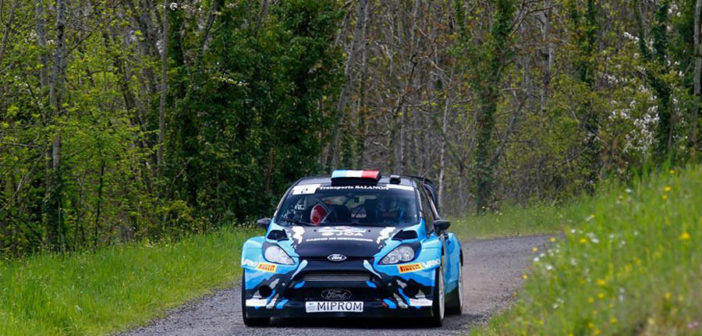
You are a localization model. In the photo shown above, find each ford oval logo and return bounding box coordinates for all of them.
[321,288,352,301]
[327,254,347,262]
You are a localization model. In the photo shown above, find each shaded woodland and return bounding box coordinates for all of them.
[1,0,700,254]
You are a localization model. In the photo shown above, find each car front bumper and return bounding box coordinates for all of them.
[242,258,438,319]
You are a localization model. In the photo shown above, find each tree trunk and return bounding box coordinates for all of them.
[473,0,516,213]
[355,0,370,168]
[692,0,702,153]
[328,0,369,169]
[540,0,553,114]
[438,69,454,208]
[0,0,18,66]
[47,0,68,251]
[157,0,168,172]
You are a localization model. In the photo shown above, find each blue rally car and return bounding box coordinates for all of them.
[240,170,463,326]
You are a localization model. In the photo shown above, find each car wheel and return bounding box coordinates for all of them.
[428,265,445,327]
[446,260,463,315]
[241,275,269,327]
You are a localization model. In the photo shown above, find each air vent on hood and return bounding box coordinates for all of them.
[392,230,418,240]
[267,229,288,241]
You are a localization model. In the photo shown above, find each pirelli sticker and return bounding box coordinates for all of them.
[257,262,277,272]
[397,263,424,273]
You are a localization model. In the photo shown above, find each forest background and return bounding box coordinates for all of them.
[1,0,700,255]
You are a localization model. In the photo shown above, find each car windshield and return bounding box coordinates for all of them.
[275,184,419,227]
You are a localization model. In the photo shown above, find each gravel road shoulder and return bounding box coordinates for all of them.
[119,235,551,336]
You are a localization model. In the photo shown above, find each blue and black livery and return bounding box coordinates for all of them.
[240,170,463,326]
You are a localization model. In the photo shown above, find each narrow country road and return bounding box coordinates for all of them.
[120,235,551,336]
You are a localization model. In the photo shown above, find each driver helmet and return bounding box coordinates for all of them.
[310,203,328,225]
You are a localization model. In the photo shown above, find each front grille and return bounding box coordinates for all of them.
[303,272,371,282]
[284,286,381,301]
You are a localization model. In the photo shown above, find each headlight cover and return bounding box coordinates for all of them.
[264,245,294,265]
[380,245,416,265]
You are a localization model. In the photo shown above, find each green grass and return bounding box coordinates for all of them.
[449,198,599,240]
[451,204,562,240]
[471,166,702,335]
[0,226,257,335]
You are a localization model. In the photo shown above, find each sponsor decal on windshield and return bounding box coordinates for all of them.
[318,185,389,191]
[397,263,424,273]
[291,184,320,195]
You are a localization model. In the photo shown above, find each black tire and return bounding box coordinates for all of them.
[241,275,270,327]
[446,261,464,315]
[428,265,445,327]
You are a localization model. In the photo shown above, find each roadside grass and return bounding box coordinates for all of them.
[471,166,702,335]
[0,225,257,335]
[451,204,562,240]
[450,198,597,240]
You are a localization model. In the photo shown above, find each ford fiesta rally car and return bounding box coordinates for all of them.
[240,170,463,326]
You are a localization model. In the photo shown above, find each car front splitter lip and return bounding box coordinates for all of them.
[244,300,434,319]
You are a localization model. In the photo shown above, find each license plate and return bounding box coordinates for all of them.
[305,301,363,313]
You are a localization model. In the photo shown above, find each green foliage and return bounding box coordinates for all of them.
[471,165,702,335]
[0,226,256,335]
[0,0,344,256]
[454,0,517,212]
[165,0,343,223]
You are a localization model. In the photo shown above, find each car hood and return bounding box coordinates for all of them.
[284,225,400,258]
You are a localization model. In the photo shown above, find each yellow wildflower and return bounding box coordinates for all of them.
[532,247,538,253]
[522,274,529,280]
[596,279,606,286]
[579,237,587,244]
[594,328,601,335]
[665,292,671,300]
[588,322,595,329]
[662,194,668,200]
[598,292,605,299]
[610,317,618,324]
[669,169,675,175]
[680,232,690,241]
[664,186,671,192]
[588,297,594,303]
[549,237,556,243]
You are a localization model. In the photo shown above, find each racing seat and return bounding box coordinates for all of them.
[328,204,352,223]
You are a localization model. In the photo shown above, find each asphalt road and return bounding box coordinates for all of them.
[120,235,551,336]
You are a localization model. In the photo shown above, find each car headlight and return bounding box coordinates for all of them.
[264,245,294,265]
[380,245,416,265]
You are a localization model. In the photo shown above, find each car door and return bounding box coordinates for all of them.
[418,185,447,282]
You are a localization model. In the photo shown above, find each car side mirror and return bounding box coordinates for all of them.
[433,219,450,233]
[256,218,271,229]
